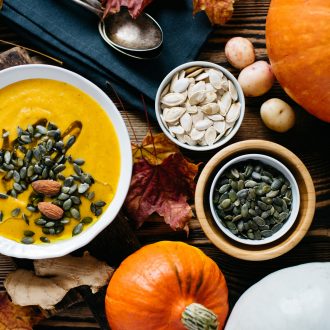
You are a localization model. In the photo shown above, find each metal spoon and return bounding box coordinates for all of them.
[70,0,163,58]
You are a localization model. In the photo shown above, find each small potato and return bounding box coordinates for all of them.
[238,61,275,97]
[225,37,255,69]
[260,98,296,133]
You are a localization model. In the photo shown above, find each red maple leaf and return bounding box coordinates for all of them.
[125,134,199,232]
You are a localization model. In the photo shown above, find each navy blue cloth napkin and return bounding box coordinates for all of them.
[1,0,212,118]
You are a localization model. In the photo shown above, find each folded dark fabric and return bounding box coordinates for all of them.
[1,0,212,119]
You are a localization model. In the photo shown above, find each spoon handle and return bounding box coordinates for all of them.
[69,0,103,17]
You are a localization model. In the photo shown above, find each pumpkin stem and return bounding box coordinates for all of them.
[181,303,218,330]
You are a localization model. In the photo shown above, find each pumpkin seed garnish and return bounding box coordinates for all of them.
[21,236,34,244]
[72,223,83,236]
[40,236,50,243]
[213,160,293,241]
[11,208,21,217]
[0,193,8,199]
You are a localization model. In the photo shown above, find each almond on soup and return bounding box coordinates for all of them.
[0,79,120,244]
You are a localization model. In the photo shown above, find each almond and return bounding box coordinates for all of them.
[32,180,61,196]
[38,202,64,220]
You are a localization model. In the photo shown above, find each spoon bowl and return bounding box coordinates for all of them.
[70,0,163,58]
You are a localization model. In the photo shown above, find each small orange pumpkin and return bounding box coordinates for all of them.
[105,241,229,330]
[266,0,330,122]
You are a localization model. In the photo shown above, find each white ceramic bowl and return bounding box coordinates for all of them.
[0,64,132,259]
[209,154,300,245]
[155,61,245,151]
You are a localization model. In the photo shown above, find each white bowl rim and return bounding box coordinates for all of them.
[209,153,300,246]
[155,61,245,151]
[0,64,132,259]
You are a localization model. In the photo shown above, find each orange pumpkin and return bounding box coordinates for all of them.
[266,0,330,122]
[105,241,229,330]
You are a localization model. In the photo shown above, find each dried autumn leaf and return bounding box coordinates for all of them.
[132,133,179,165]
[193,0,235,25]
[0,293,43,330]
[125,152,199,232]
[102,0,153,19]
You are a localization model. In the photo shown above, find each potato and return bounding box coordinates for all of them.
[260,98,296,132]
[225,37,255,69]
[238,61,275,97]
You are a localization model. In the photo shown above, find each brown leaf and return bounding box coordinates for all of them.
[0,293,43,330]
[193,0,235,25]
[132,133,179,166]
[102,0,153,19]
[125,152,199,232]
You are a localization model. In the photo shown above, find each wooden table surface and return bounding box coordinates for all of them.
[1,0,330,329]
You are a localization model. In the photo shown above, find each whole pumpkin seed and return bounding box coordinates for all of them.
[254,230,262,240]
[94,201,106,207]
[45,222,55,228]
[261,230,272,238]
[95,208,102,216]
[70,208,80,220]
[71,196,81,205]
[0,193,8,199]
[247,230,254,240]
[261,175,272,184]
[69,184,77,194]
[72,223,83,236]
[245,180,258,188]
[58,193,70,201]
[228,190,237,202]
[40,236,50,243]
[66,136,76,148]
[22,213,29,225]
[244,164,253,177]
[220,199,231,209]
[85,191,95,200]
[230,168,240,179]
[54,164,66,173]
[23,230,35,237]
[60,218,71,224]
[35,218,47,226]
[241,203,249,217]
[237,189,248,199]
[219,184,230,194]
[64,176,74,187]
[74,158,85,165]
[21,236,34,244]
[253,216,265,226]
[251,172,261,181]
[271,223,283,233]
[63,199,72,211]
[81,216,93,224]
[11,208,21,217]
[78,183,89,194]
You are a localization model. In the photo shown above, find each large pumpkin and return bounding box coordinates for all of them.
[105,241,229,330]
[266,0,330,122]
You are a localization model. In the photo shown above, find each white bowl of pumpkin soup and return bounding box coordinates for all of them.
[0,64,132,259]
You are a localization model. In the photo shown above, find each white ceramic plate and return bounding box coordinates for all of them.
[0,64,132,259]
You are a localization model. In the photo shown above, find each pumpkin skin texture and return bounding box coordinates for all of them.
[266,0,330,122]
[105,241,229,330]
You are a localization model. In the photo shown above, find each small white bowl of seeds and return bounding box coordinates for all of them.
[155,61,245,151]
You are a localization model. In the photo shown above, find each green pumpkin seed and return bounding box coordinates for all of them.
[81,216,93,224]
[266,190,279,198]
[280,184,288,195]
[253,216,265,226]
[257,201,268,211]
[78,183,89,194]
[271,178,282,190]
[40,236,50,243]
[230,168,240,179]
[241,203,249,218]
[11,208,21,217]
[0,193,8,199]
[45,222,55,228]
[58,193,70,200]
[230,180,238,190]
[21,236,34,244]
[63,199,72,211]
[245,180,258,188]
[85,191,95,200]
[72,223,83,236]
[220,199,231,209]
[219,184,230,194]
[23,230,35,237]
[232,214,242,222]
[247,230,255,240]
[94,201,106,207]
[60,218,71,224]
[70,208,80,220]
[228,190,237,202]
[35,218,47,226]
[261,230,272,238]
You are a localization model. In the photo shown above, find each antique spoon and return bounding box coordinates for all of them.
[70,0,163,58]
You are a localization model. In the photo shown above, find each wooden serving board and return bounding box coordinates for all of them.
[0,0,330,328]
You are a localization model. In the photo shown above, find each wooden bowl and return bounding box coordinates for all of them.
[195,140,315,261]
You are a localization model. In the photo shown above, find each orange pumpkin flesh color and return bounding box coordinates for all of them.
[266,0,330,122]
[105,241,229,330]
